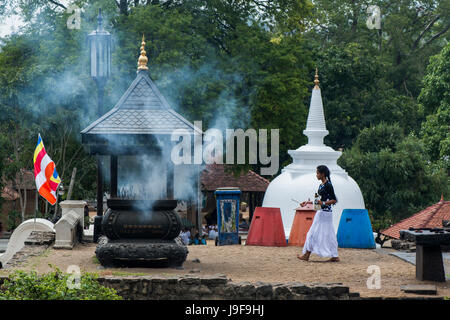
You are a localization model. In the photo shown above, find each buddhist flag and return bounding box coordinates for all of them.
[33,134,61,205]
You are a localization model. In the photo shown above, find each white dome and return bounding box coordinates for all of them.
[263,171,365,235]
[262,72,365,235]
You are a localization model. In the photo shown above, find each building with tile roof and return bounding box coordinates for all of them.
[200,164,269,223]
[201,164,269,192]
[381,195,450,239]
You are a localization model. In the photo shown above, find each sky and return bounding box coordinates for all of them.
[0,14,24,38]
[0,0,72,38]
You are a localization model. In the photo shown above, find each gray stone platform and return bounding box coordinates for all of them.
[389,251,450,280]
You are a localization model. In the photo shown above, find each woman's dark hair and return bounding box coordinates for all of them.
[317,165,338,204]
[317,165,331,182]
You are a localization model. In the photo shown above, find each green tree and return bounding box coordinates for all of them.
[339,122,448,230]
[308,0,449,97]
[418,42,450,116]
[313,43,421,149]
[418,43,450,176]
[304,0,449,149]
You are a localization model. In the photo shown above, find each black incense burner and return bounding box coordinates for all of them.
[96,199,188,267]
[101,199,181,240]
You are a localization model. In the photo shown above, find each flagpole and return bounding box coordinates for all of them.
[34,191,37,232]
[53,192,59,222]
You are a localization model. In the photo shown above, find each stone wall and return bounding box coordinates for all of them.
[0,273,445,300]
[2,245,49,269]
[96,274,361,300]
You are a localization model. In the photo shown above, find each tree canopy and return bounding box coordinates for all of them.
[0,0,448,227]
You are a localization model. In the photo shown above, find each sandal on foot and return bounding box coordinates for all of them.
[297,255,309,261]
[327,257,340,262]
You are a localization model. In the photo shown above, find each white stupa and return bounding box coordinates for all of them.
[262,69,365,235]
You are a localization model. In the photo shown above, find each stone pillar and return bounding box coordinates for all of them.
[95,157,103,243]
[110,155,118,198]
[416,245,445,282]
[60,200,87,229]
[196,165,202,230]
[166,161,174,200]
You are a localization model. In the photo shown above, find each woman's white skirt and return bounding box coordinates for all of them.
[302,209,338,258]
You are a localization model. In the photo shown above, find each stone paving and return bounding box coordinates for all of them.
[389,251,450,280]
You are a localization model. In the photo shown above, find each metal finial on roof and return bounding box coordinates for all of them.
[137,34,149,72]
[314,67,320,89]
[441,194,444,202]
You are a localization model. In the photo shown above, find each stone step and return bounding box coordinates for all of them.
[400,284,437,295]
[82,234,93,242]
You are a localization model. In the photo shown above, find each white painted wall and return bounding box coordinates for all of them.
[0,219,55,266]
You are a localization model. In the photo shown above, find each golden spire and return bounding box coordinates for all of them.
[137,34,149,72]
[314,67,320,89]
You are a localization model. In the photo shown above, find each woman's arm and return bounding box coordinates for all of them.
[322,183,337,205]
[319,199,336,206]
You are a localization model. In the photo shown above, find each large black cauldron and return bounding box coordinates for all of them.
[101,199,181,240]
[96,198,188,268]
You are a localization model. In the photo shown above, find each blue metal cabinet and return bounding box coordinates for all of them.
[214,188,241,246]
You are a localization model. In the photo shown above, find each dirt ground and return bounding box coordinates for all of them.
[2,241,449,298]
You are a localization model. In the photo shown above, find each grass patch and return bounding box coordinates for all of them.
[92,255,100,265]
[21,247,53,269]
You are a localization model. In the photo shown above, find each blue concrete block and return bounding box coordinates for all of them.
[337,209,376,249]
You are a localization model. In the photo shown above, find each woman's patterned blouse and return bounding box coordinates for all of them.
[318,180,337,211]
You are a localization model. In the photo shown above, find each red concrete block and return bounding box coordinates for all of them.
[246,207,287,247]
[288,203,316,247]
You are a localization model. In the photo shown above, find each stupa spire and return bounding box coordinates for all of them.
[137,34,149,72]
[314,67,320,89]
[303,68,328,146]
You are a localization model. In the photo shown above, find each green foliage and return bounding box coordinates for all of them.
[420,104,450,162]
[7,210,21,231]
[339,123,449,227]
[418,43,450,116]
[419,44,450,170]
[314,43,422,149]
[309,0,449,97]
[0,268,122,300]
[355,122,403,153]
[33,210,53,221]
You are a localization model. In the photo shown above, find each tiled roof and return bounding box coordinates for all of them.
[87,109,193,134]
[381,196,450,239]
[200,164,270,192]
[81,71,201,136]
[1,169,36,200]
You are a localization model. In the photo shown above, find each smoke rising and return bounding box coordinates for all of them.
[1,2,258,208]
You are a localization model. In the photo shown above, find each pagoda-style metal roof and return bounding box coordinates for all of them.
[82,70,201,140]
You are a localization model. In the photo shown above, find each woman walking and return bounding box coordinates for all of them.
[298,165,340,262]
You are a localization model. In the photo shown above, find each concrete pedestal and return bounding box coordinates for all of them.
[60,200,87,229]
[288,206,316,247]
[416,245,445,282]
